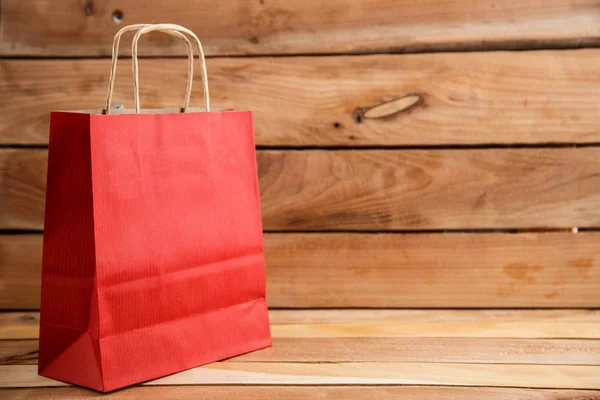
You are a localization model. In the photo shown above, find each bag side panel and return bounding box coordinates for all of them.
[39,112,102,390]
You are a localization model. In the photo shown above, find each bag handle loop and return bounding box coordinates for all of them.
[132,24,210,113]
[104,24,195,114]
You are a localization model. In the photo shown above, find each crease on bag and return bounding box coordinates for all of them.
[39,321,89,331]
[99,251,263,288]
[88,115,105,389]
[99,297,267,341]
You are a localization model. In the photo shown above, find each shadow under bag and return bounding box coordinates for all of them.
[38,24,271,392]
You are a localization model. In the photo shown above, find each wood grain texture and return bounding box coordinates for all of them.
[270,322,600,339]
[3,337,600,365]
[0,313,39,340]
[1,0,599,56]
[0,150,46,230]
[4,148,600,230]
[3,310,598,391]
[0,236,41,309]
[1,387,599,400]
[2,51,600,145]
[4,311,600,340]
[3,232,600,309]
[0,341,38,365]
[2,363,600,388]
[268,309,600,324]
[265,232,600,307]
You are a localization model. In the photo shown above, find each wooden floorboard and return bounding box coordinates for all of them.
[4,310,600,340]
[3,337,600,365]
[268,309,600,323]
[2,363,600,389]
[1,386,599,400]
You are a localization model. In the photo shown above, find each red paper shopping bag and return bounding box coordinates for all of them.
[39,24,271,392]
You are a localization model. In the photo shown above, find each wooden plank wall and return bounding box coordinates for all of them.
[1,0,600,311]
[2,0,600,56]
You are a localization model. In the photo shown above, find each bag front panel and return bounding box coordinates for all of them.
[89,111,267,339]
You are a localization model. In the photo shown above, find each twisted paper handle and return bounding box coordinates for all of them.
[132,23,210,113]
[105,24,208,113]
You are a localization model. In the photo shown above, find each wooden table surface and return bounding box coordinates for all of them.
[1,309,599,399]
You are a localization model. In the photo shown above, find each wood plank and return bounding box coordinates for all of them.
[269,309,600,324]
[2,387,599,400]
[1,0,599,57]
[259,149,600,230]
[3,337,600,365]
[2,363,600,389]
[264,232,600,307]
[2,232,600,308]
[74,337,600,365]
[270,322,600,339]
[3,311,600,340]
[155,363,600,389]
[2,50,600,145]
[3,148,600,230]
[3,232,600,309]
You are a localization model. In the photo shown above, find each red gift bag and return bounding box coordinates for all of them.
[39,24,271,392]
